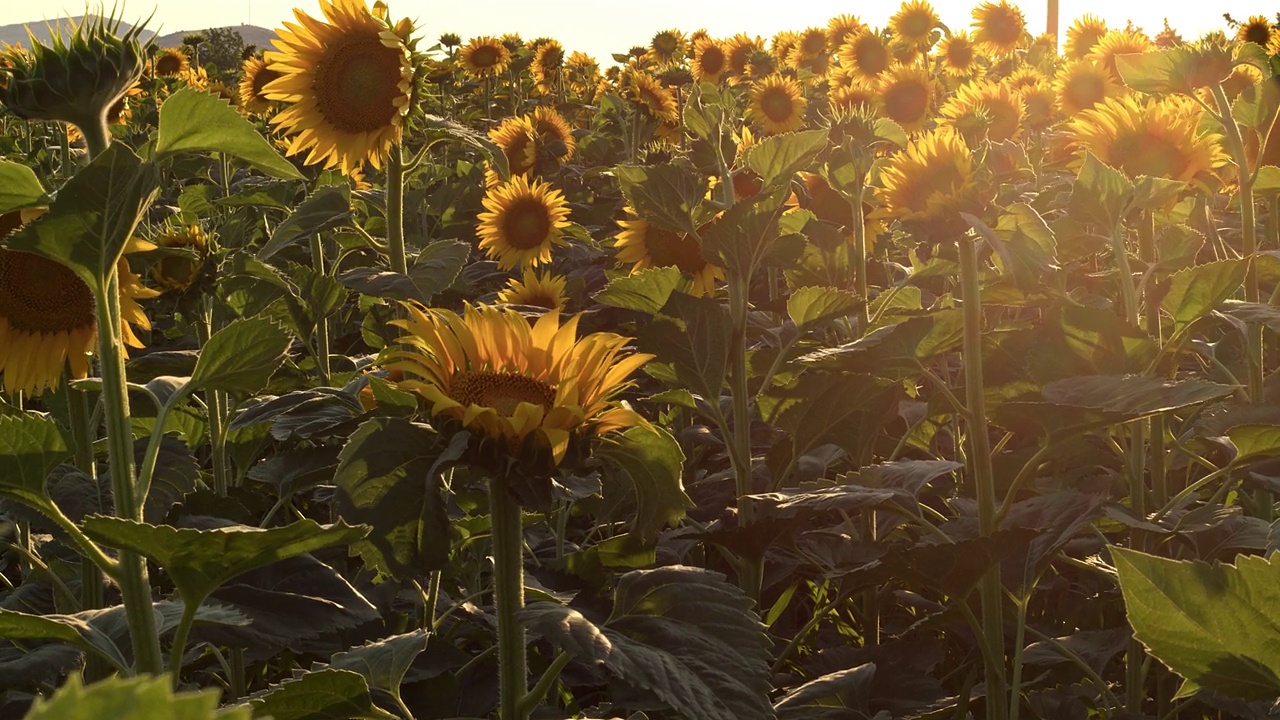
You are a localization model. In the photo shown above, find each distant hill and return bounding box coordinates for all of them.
[0,16,275,53]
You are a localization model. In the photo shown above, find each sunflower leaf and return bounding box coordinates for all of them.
[0,161,46,214]
[595,267,687,315]
[597,425,692,546]
[25,675,249,720]
[744,129,828,189]
[248,668,391,720]
[0,609,129,673]
[1160,259,1248,333]
[786,286,861,331]
[259,184,352,260]
[188,318,293,396]
[326,628,430,703]
[155,88,304,180]
[408,240,470,299]
[1068,152,1133,229]
[615,161,712,236]
[0,413,71,513]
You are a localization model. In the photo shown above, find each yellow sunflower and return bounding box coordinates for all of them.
[1213,64,1265,104]
[936,31,979,78]
[1237,15,1278,48]
[150,223,209,294]
[796,27,829,59]
[489,115,539,185]
[1088,29,1152,79]
[649,29,686,64]
[239,56,282,114]
[874,128,982,237]
[937,79,1025,143]
[891,0,941,49]
[876,63,936,133]
[477,176,572,270]
[1069,95,1226,183]
[615,210,724,297]
[566,51,600,96]
[0,211,157,395]
[1064,15,1108,59]
[747,74,808,135]
[383,303,652,466]
[264,0,414,176]
[725,34,765,79]
[830,78,878,112]
[533,39,565,90]
[497,268,569,311]
[692,38,728,84]
[1054,59,1122,116]
[828,14,866,49]
[838,30,891,79]
[621,69,679,123]
[1016,78,1058,131]
[971,0,1026,57]
[530,106,576,162]
[460,36,511,79]
[153,47,190,77]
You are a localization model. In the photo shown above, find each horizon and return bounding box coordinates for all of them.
[1,0,1275,64]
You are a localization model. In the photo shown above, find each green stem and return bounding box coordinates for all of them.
[849,188,870,336]
[168,597,199,686]
[1008,595,1029,720]
[490,478,528,720]
[387,145,408,275]
[958,234,1007,720]
[62,370,105,660]
[309,234,332,385]
[518,651,572,716]
[198,308,230,496]
[1109,222,1139,327]
[1137,212,1169,510]
[727,273,762,601]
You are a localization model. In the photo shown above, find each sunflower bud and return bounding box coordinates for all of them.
[0,12,146,149]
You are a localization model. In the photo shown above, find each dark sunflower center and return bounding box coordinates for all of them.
[655,36,679,54]
[1112,133,1186,179]
[252,66,282,100]
[500,197,554,249]
[948,43,974,68]
[802,34,826,55]
[884,82,929,123]
[155,54,183,76]
[699,48,725,74]
[0,250,96,333]
[472,45,500,68]
[983,10,1022,44]
[313,33,403,134]
[1244,24,1273,46]
[1066,74,1106,110]
[900,12,933,38]
[856,41,889,75]
[761,88,797,122]
[449,371,556,416]
[645,227,708,274]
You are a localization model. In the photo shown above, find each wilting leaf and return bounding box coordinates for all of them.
[1113,547,1280,700]
[156,88,302,180]
[595,267,687,315]
[597,426,692,545]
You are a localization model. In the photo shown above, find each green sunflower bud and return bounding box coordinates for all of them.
[0,11,147,153]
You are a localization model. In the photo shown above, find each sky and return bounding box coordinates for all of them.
[1,0,1276,63]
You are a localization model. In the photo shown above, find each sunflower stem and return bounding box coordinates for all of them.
[309,233,332,384]
[1138,212,1168,510]
[198,302,230,496]
[387,145,409,275]
[848,184,870,336]
[958,234,1007,720]
[728,272,762,602]
[62,370,107,678]
[490,477,529,720]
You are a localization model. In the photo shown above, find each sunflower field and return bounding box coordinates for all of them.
[3,0,1280,717]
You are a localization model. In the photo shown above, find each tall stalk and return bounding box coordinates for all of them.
[958,234,1006,720]
[490,478,528,720]
[309,234,332,384]
[387,145,408,275]
[727,273,762,601]
[848,186,871,335]
[198,301,230,496]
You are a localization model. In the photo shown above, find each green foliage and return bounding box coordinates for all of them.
[155,89,303,179]
[26,675,249,719]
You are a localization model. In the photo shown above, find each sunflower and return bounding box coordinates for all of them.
[649,29,686,64]
[264,0,414,177]
[1004,66,1045,91]
[936,32,979,78]
[1054,59,1122,116]
[938,80,1024,143]
[874,128,982,238]
[838,30,891,79]
[238,56,282,114]
[528,106,575,163]
[828,14,866,49]
[383,303,651,467]
[150,223,209,294]
[796,27,829,59]
[0,211,157,395]
[459,36,511,79]
[788,46,830,76]
[877,63,935,132]
[1237,15,1278,48]
[1088,29,1152,79]
[1016,78,1058,131]
[1064,15,1107,59]
[477,176,572,270]
[532,39,565,90]
[725,34,765,79]
[692,38,728,84]
[566,51,600,96]
[615,210,723,297]
[747,74,808,135]
[497,268,569,311]
[621,69,679,123]
[1214,63,1265,104]
[971,0,1026,57]
[891,0,940,49]
[489,115,539,184]
[830,77,878,112]
[1070,95,1226,183]
[1154,19,1183,49]
[153,47,190,77]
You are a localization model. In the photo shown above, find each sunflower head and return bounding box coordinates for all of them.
[1088,29,1152,79]
[649,29,687,64]
[1015,78,1058,131]
[796,27,830,58]
[497,268,569,311]
[876,62,936,133]
[838,29,891,79]
[460,36,511,78]
[938,79,1025,143]
[566,51,600,95]
[692,38,728,84]
[238,55,282,114]
[621,69,679,123]
[150,223,210,294]
[153,47,191,77]
[1063,15,1107,59]
[828,15,866,48]
[265,0,415,177]
[830,77,878,113]
[891,0,940,49]
[1069,95,1227,184]
[488,115,540,185]
[971,0,1027,57]
[0,12,147,135]
[936,31,979,78]
[532,39,565,89]
[1053,58,1122,116]
[528,106,576,165]
[874,128,984,241]
[1237,15,1278,48]
[383,303,652,476]
[477,176,572,270]
[725,34,765,79]
[747,73,808,135]
[615,210,724,297]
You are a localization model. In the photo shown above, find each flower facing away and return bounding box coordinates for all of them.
[150,223,210,294]
[459,36,511,79]
[529,106,576,163]
[532,39,565,90]
[238,55,282,114]
[615,210,724,297]
[264,0,414,176]
[1069,95,1226,184]
[383,303,652,468]
[489,115,540,184]
[477,176,572,270]
[497,268,569,311]
[0,210,157,395]
[970,0,1026,57]
[620,69,678,123]
[875,128,983,240]
[747,74,808,135]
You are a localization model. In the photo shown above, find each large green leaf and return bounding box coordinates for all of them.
[409,240,470,299]
[0,609,129,673]
[1114,547,1280,701]
[965,203,1058,291]
[2,143,159,290]
[155,88,303,180]
[787,286,861,331]
[259,185,351,260]
[81,517,368,607]
[637,293,730,403]
[26,675,249,720]
[701,187,790,279]
[327,629,429,707]
[743,129,828,188]
[521,566,775,720]
[798,309,965,377]
[596,426,692,545]
[1068,152,1132,229]
[1161,259,1248,332]
[595,267,687,315]
[1226,424,1280,464]
[759,371,894,463]
[188,318,293,396]
[0,161,46,214]
[333,418,458,579]
[0,413,71,512]
[1115,46,1193,94]
[615,161,712,235]
[248,669,391,720]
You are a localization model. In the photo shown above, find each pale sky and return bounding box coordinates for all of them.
[1,0,1275,63]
